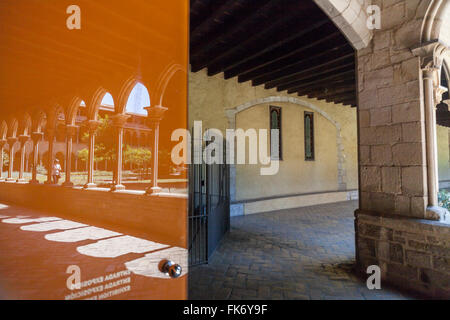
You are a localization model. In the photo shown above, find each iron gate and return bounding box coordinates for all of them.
[188,135,230,266]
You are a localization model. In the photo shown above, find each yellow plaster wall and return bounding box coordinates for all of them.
[437,125,450,183]
[188,69,358,201]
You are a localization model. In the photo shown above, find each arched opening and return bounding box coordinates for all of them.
[121,82,152,190]
[188,0,360,299]
[67,100,89,186]
[436,63,450,206]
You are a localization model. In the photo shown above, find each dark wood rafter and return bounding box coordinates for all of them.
[190,0,357,107]
[246,44,350,85]
[203,18,331,76]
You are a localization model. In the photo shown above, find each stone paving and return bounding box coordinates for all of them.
[189,201,422,300]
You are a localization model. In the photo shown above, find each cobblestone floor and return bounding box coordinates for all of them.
[189,201,419,300]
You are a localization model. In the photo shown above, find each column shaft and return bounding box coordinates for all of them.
[7,138,17,181]
[423,69,439,206]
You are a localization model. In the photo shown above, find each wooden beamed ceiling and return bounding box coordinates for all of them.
[190,0,357,107]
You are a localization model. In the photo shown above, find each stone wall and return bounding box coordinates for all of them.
[355,210,450,298]
[356,0,450,298]
[437,125,450,185]
[357,0,429,219]
[189,69,358,204]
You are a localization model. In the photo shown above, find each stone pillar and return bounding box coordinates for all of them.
[84,120,100,189]
[62,125,78,187]
[412,42,449,219]
[17,135,30,183]
[145,105,167,194]
[45,128,55,184]
[6,137,17,182]
[110,114,129,191]
[0,139,6,181]
[30,132,43,184]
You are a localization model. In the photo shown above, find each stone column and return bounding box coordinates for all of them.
[17,135,30,183]
[84,120,100,189]
[145,105,168,194]
[6,137,17,182]
[45,128,55,184]
[412,42,449,219]
[0,139,6,181]
[30,132,43,184]
[62,125,78,187]
[110,114,129,191]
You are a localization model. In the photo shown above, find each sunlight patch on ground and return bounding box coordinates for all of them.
[45,226,122,243]
[76,235,169,258]
[3,217,61,224]
[125,247,188,279]
[21,220,87,232]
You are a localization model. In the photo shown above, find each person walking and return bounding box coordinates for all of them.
[52,159,61,184]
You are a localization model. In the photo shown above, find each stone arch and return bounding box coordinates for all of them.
[18,112,32,136]
[225,96,349,198]
[421,0,450,47]
[87,87,115,121]
[0,121,7,140]
[313,0,372,50]
[155,63,185,106]
[31,109,47,133]
[117,75,146,114]
[66,96,86,125]
[45,104,65,131]
[7,117,18,138]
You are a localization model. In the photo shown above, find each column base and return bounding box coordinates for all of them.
[84,182,97,189]
[44,180,55,185]
[62,181,74,187]
[29,179,40,185]
[426,206,450,222]
[146,186,162,195]
[110,184,125,191]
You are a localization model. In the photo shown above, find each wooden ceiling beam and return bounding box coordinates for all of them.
[296,80,356,96]
[225,32,346,81]
[307,87,355,100]
[282,70,355,93]
[201,17,330,76]
[264,61,354,91]
[238,43,352,84]
[190,0,252,47]
[190,0,282,71]
[256,51,354,88]
[288,74,356,94]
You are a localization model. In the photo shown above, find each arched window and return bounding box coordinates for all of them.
[270,106,282,160]
[101,93,114,108]
[304,112,315,161]
[125,83,150,116]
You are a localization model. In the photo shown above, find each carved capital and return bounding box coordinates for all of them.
[7,137,17,146]
[412,40,449,71]
[84,120,101,134]
[65,124,78,138]
[145,105,168,122]
[31,132,44,144]
[435,86,449,105]
[110,114,130,128]
[18,135,30,146]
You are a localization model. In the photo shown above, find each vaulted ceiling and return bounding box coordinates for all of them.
[190,0,357,107]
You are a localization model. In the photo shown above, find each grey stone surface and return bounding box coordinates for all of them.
[189,201,418,300]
